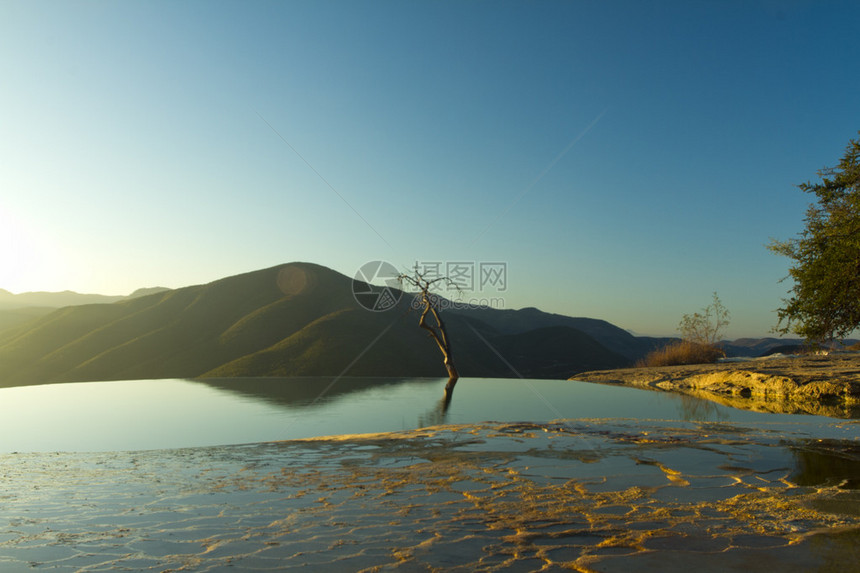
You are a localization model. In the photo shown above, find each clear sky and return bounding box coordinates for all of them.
[2,0,859,338]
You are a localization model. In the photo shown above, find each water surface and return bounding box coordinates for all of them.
[0,377,854,452]
[1,378,858,571]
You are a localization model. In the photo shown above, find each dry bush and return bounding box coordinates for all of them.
[636,341,725,367]
[678,292,730,345]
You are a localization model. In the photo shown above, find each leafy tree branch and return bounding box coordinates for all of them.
[768,133,860,343]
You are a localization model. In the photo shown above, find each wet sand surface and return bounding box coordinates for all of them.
[1,420,859,572]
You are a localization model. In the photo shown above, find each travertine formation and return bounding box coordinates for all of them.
[574,352,860,418]
[1,420,858,571]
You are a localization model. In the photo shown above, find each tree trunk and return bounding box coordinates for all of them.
[418,292,459,399]
[443,375,457,403]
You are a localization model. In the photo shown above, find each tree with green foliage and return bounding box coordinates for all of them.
[768,133,860,343]
[678,292,730,345]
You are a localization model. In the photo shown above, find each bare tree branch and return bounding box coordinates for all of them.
[399,270,460,401]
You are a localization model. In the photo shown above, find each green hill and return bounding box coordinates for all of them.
[489,326,630,379]
[450,306,668,361]
[0,306,55,334]
[0,286,170,310]
[0,262,632,387]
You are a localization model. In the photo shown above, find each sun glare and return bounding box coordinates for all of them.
[0,209,70,294]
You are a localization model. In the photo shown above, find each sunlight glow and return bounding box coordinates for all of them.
[0,208,72,294]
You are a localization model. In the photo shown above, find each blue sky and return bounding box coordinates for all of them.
[2,0,859,338]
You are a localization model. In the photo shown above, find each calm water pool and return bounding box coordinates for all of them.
[0,377,855,452]
[1,377,859,572]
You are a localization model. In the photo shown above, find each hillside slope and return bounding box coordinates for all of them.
[0,306,55,334]
[0,263,633,386]
[452,306,667,360]
[0,287,170,310]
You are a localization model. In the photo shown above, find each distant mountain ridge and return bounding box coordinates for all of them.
[0,286,170,310]
[449,306,675,361]
[720,337,858,357]
[0,287,172,335]
[0,263,632,386]
[0,263,832,388]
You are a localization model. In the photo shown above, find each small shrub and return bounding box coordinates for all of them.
[678,292,730,345]
[636,341,724,367]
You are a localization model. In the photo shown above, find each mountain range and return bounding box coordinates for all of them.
[0,286,169,309]
[0,262,660,387]
[0,262,831,387]
[0,287,170,333]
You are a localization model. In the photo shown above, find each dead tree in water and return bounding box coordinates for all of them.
[398,271,459,402]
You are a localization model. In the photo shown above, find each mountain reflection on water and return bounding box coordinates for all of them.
[0,376,856,453]
[1,377,859,570]
[197,376,436,409]
[199,376,456,427]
